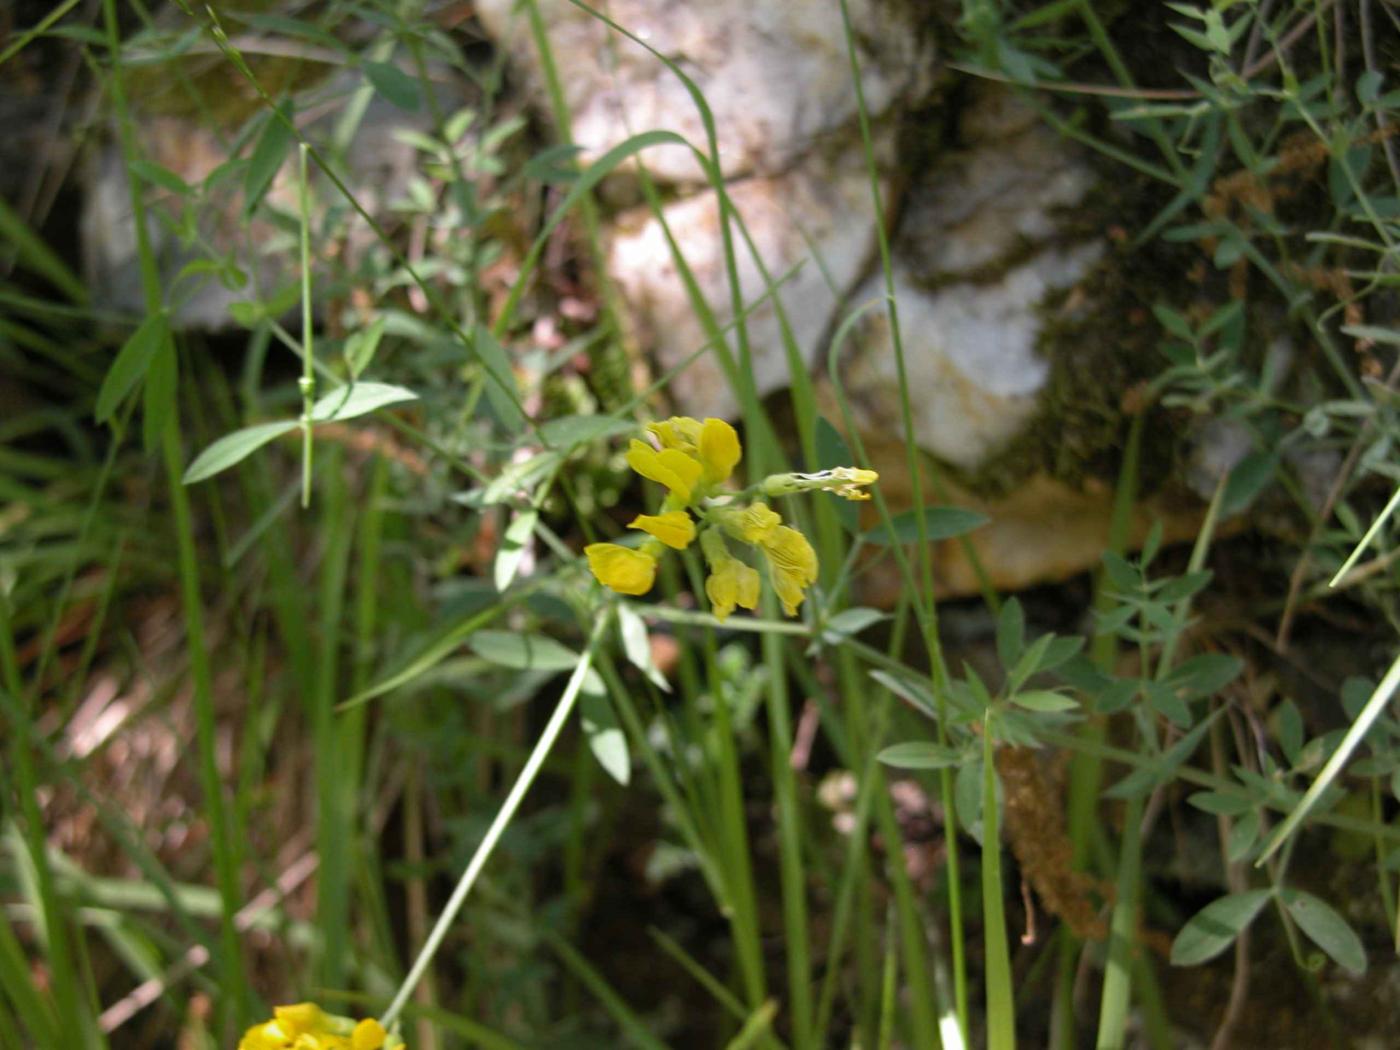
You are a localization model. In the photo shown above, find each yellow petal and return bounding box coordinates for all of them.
[646,417,704,452]
[239,1021,294,1050]
[351,1019,388,1050]
[761,526,818,616]
[628,511,696,550]
[705,558,760,622]
[275,1004,328,1036]
[730,502,782,544]
[625,440,702,502]
[698,418,740,485]
[585,543,658,596]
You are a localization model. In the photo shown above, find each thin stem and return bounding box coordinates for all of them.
[298,143,315,508]
[379,616,607,1031]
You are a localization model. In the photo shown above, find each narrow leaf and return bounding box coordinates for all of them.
[96,312,168,423]
[310,381,418,422]
[364,60,421,111]
[183,420,298,483]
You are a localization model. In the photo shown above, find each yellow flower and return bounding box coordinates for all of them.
[697,417,740,486]
[759,525,818,616]
[705,558,760,622]
[352,1019,388,1050]
[726,501,782,544]
[585,542,658,595]
[628,511,696,550]
[646,417,704,452]
[625,439,702,503]
[644,417,740,488]
[238,1004,401,1050]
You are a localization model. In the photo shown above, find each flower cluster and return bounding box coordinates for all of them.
[584,417,877,620]
[238,1003,403,1050]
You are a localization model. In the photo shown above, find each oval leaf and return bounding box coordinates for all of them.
[1280,889,1367,975]
[469,630,578,672]
[364,60,421,111]
[864,506,988,546]
[311,381,418,422]
[1170,889,1272,966]
[580,689,629,786]
[877,741,965,770]
[183,420,298,484]
[1011,690,1079,713]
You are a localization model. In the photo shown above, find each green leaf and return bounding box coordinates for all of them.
[821,607,887,644]
[130,159,192,196]
[1152,303,1194,341]
[310,382,418,422]
[863,506,988,546]
[1280,889,1366,974]
[539,414,634,449]
[617,603,669,692]
[996,597,1025,670]
[1277,699,1303,766]
[1101,551,1140,592]
[364,60,421,111]
[141,341,177,453]
[868,669,939,721]
[1155,570,1213,604]
[1226,810,1260,862]
[815,416,858,533]
[473,325,525,430]
[1106,712,1217,799]
[469,630,579,672]
[1186,790,1254,815]
[580,687,629,786]
[1011,690,1078,713]
[95,312,169,423]
[877,741,965,770]
[183,420,299,483]
[1168,653,1243,697]
[244,100,294,216]
[344,317,387,379]
[1221,451,1276,516]
[1170,890,1272,966]
[494,508,537,591]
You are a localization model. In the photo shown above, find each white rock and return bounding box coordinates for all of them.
[898,89,1097,282]
[476,0,932,183]
[841,242,1103,469]
[606,151,882,418]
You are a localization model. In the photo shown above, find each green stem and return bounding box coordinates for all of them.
[379,616,608,1030]
[298,143,315,508]
[982,713,1016,1050]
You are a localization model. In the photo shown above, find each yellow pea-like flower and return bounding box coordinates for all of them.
[352,1019,388,1050]
[646,416,704,452]
[705,558,761,622]
[239,1003,402,1050]
[697,417,740,485]
[729,501,782,544]
[628,511,696,550]
[625,439,703,503]
[585,542,658,595]
[760,525,819,616]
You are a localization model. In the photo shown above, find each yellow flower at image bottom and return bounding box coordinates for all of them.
[238,1004,399,1050]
